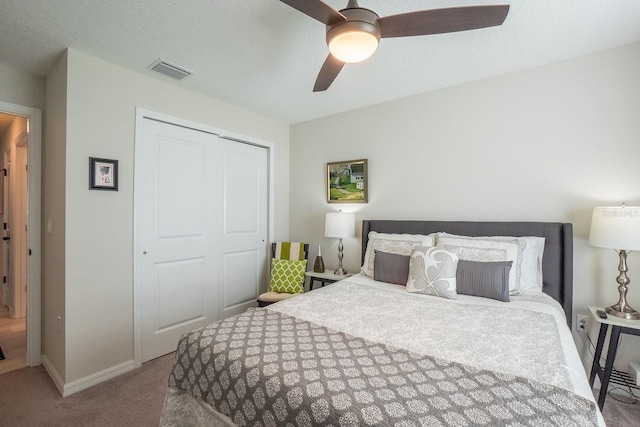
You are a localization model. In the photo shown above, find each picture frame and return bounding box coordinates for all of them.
[327,159,368,203]
[89,157,118,191]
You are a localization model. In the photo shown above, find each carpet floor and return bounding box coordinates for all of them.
[601,390,640,427]
[0,352,175,426]
[0,351,638,426]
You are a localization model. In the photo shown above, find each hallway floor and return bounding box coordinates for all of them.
[0,304,26,375]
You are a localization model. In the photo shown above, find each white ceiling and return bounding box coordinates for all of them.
[1,0,639,124]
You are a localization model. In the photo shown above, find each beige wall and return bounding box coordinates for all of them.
[58,49,290,384]
[43,50,68,381]
[290,43,640,371]
[0,63,46,110]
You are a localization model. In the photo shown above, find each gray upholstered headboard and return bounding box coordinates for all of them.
[361,220,574,327]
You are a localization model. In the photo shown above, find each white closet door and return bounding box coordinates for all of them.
[218,139,268,318]
[136,118,267,362]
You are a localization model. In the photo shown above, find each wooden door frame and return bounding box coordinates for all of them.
[0,101,42,367]
[132,108,274,368]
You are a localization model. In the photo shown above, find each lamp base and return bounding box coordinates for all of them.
[606,249,640,320]
[606,304,640,321]
[334,267,348,276]
[333,237,348,276]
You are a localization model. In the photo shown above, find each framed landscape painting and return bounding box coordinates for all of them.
[327,159,368,203]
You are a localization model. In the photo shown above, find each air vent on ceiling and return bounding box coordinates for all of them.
[148,59,193,80]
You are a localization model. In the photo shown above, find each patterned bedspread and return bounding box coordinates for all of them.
[165,303,597,426]
[268,280,574,392]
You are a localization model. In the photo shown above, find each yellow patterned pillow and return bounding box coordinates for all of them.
[268,258,307,293]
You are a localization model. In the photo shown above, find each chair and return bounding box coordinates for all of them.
[257,242,309,307]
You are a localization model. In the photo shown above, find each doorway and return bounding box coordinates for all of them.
[0,102,42,372]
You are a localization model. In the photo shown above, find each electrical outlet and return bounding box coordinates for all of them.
[576,314,589,332]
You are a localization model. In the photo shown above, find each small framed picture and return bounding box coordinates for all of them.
[327,159,368,203]
[89,157,118,191]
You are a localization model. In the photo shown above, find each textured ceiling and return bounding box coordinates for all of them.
[1,0,639,124]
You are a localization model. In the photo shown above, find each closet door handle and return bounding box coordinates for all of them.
[2,237,9,241]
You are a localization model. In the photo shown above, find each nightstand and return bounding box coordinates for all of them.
[305,271,353,291]
[588,306,640,409]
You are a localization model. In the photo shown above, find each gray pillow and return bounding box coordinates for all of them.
[373,250,410,285]
[456,260,512,302]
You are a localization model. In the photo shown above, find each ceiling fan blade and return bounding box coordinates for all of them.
[313,55,345,92]
[280,0,346,25]
[379,5,510,38]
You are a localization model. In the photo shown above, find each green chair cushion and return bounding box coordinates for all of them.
[268,258,307,293]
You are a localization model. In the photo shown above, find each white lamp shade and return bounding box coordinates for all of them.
[328,30,379,63]
[325,212,355,238]
[589,206,640,250]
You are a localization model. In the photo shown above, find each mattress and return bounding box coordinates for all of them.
[160,274,603,426]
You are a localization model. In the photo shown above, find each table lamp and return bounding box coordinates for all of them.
[589,204,640,320]
[324,211,355,275]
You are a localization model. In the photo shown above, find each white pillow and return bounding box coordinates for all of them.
[361,232,435,277]
[436,233,545,292]
[516,236,545,292]
[406,246,458,299]
[437,236,521,291]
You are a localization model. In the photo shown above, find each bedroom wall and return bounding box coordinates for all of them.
[0,63,46,109]
[43,51,68,382]
[289,42,640,372]
[51,48,290,386]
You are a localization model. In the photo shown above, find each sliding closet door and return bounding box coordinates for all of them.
[136,117,268,362]
[218,139,268,319]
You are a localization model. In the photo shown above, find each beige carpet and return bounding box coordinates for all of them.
[0,353,175,426]
[0,351,639,426]
[601,390,640,427]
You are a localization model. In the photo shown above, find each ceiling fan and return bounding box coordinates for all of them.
[280,0,510,92]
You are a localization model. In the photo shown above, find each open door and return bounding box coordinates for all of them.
[2,160,9,309]
[0,102,42,367]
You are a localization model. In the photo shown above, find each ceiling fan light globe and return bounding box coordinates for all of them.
[328,30,378,63]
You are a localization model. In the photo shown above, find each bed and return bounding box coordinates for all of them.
[160,220,602,426]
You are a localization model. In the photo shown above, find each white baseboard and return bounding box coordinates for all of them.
[41,354,135,397]
[62,360,135,397]
[41,354,64,395]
